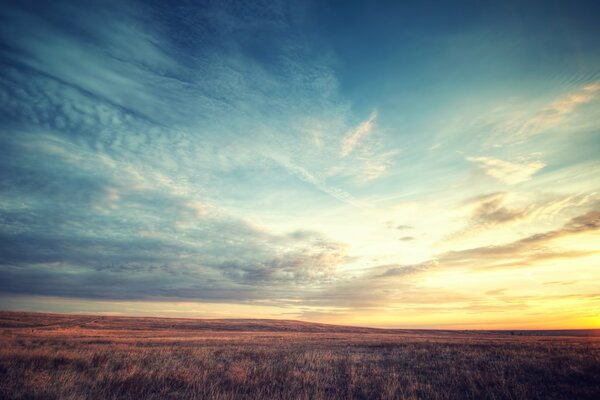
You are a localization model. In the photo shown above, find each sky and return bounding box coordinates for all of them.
[1,0,599,329]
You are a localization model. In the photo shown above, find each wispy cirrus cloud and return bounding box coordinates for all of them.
[332,111,399,182]
[372,260,438,278]
[444,189,599,243]
[271,156,372,209]
[355,149,400,182]
[341,111,377,157]
[467,155,546,185]
[514,82,600,140]
[470,81,600,149]
[439,209,600,270]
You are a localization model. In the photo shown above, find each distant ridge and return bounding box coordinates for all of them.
[1,311,598,337]
[0,310,391,333]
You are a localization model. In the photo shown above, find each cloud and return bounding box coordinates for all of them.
[454,192,528,237]
[272,156,371,209]
[444,192,600,244]
[467,156,545,185]
[1,0,599,323]
[334,109,398,182]
[373,260,438,278]
[0,0,374,307]
[0,201,349,301]
[354,149,400,182]
[514,82,600,140]
[296,208,599,310]
[395,224,413,230]
[472,81,600,148]
[439,209,600,269]
[341,111,377,157]
[467,192,526,225]
[526,193,597,221]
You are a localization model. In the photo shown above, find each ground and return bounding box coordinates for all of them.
[1,311,599,399]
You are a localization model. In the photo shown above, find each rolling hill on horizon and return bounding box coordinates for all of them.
[2,311,599,337]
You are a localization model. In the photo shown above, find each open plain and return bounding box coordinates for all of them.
[0,311,599,399]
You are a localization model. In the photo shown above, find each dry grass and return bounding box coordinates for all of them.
[1,312,599,399]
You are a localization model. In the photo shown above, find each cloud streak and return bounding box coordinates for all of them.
[341,111,377,157]
[514,82,600,140]
[272,156,372,209]
[439,209,600,269]
[467,156,545,185]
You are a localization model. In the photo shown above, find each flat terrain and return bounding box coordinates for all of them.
[1,312,599,399]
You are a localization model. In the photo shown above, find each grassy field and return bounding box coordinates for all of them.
[1,312,599,399]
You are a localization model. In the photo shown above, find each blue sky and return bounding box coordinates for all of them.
[1,0,599,328]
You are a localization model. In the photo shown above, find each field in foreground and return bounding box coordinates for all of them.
[1,312,599,399]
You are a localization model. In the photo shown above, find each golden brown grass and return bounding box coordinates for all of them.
[1,311,599,399]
